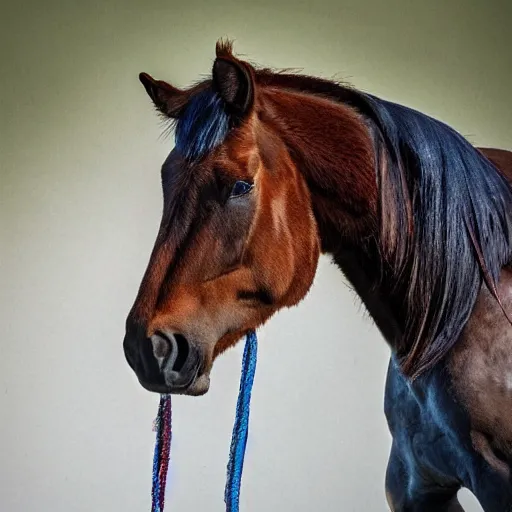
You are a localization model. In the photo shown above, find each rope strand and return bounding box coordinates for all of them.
[151,394,172,512]
[224,331,258,512]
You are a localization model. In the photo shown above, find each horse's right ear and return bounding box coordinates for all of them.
[139,72,188,118]
[212,43,254,119]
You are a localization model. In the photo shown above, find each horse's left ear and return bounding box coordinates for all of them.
[139,72,189,118]
[212,49,254,118]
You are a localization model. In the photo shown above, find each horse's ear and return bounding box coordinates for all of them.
[212,44,254,118]
[138,72,188,118]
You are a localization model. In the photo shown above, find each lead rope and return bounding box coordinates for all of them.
[151,394,172,512]
[151,331,258,512]
[224,330,258,511]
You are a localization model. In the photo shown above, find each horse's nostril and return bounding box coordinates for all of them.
[150,332,190,373]
[172,334,189,373]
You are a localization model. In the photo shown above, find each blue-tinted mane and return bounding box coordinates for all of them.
[363,94,512,376]
[174,88,229,161]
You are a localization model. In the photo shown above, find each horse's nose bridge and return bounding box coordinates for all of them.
[129,237,178,321]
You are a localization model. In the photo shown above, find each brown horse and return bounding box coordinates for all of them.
[124,41,512,511]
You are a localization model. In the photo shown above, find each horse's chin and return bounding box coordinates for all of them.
[185,373,211,396]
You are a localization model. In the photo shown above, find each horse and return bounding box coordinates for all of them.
[123,40,512,511]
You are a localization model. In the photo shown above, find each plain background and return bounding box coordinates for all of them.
[2,0,511,510]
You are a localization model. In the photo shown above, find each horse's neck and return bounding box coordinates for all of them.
[332,243,405,345]
[262,88,406,347]
[264,85,512,368]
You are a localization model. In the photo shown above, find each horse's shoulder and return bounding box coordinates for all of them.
[449,267,512,475]
[479,147,512,182]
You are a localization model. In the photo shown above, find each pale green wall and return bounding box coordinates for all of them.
[1,1,510,511]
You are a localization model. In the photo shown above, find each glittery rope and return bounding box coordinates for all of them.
[150,331,257,512]
[224,331,258,512]
[151,394,172,512]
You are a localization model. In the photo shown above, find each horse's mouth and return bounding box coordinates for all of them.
[137,363,211,396]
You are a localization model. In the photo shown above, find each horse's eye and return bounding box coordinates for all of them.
[230,180,253,198]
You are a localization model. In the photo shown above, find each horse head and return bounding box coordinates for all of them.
[124,42,323,395]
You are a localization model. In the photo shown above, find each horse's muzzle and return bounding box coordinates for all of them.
[123,325,205,395]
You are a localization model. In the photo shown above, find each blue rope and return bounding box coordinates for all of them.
[224,330,258,512]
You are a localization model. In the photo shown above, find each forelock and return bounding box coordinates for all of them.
[175,88,230,161]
